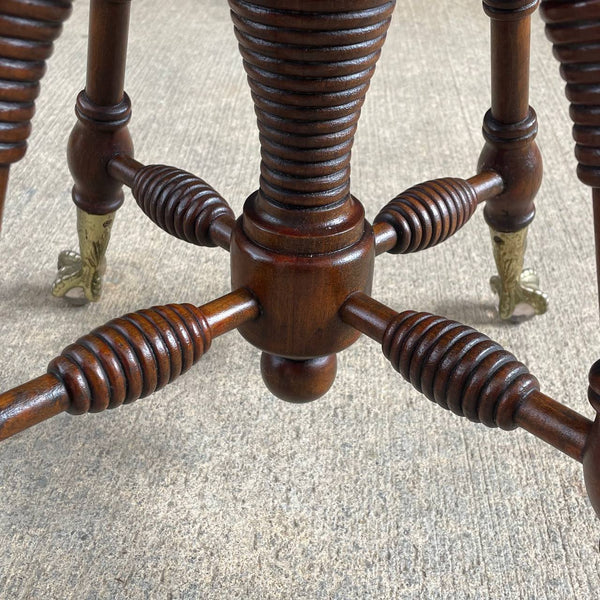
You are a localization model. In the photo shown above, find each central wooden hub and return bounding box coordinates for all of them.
[230,213,375,360]
[229,0,394,400]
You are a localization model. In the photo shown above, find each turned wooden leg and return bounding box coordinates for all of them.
[540,1,600,519]
[52,0,133,303]
[0,0,73,232]
[479,0,548,321]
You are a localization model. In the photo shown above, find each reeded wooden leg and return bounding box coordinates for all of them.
[479,0,548,321]
[52,0,133,303]
[0,0,73,232]
[540,1,600,519]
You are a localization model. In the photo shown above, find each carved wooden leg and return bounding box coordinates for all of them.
[0,290,259,441]
[0,0,73,231]
[479,0,548,320]
[52,0,133,303]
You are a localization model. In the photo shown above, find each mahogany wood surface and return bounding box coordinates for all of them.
[0,290,259,441]
[68,0,132,216]
[0,0,73,230]
[340,293,593,463]
[479,0,542,234]
[372,171,503,255]
[541,0,600,518]
[2,0,600,548]
[374,177,481,254]
[108,154,235,250]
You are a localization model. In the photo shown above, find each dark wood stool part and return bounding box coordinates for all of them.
[2,0,600,555]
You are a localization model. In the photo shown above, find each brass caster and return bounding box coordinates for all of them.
[489,227,548,321]
[52,209,115,305]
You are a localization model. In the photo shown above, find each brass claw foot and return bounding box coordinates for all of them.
[489,227,548,321]
[52,209,115,305]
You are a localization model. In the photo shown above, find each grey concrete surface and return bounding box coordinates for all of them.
[1,1,599,598]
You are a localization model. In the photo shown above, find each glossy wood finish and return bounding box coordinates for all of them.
[479,0,542,234]
[374,177,481,254]
[541,0,600,519]
[260,353,337,404]
[2,0,600,534]
[540,0,600,188]
[0,290,259,441]
[108,154,235,250]
[230,0,394,254]
[340,293,592,462]
[229,0,391,376]
[231,223,374,362]
[373,171,504,255]
[68,0,133,217]
[540,1,600,311]
[0,0,73,230]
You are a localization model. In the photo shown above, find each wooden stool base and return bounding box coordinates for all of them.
[3,0,600,549]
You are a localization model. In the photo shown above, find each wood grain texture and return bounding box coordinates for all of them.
[0,0,73,166]
[230,0,394,254]
[68,0,133,216]
[479,0,542,233]
[541,3,600,508]
[541,0,600,187]
[0,0,73,229]
[3,0,600,595]
[341,292,592,462]
[0,290,259,440]
[108,155,235,249]
[341,293,540,430]
[373,177,480,254]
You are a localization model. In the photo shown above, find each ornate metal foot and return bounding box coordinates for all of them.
[489,227,548,321]
[52,209,115,304]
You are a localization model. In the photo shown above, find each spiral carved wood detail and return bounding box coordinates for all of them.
[373,178,479,253]
[229,0,395,209]
[383,311,540,429]
[130,164,235,247]
[540,0,600,187]
[47,303,212,415]
[0,0,72,166]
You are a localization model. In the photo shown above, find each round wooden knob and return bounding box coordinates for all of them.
[260,353,337,403]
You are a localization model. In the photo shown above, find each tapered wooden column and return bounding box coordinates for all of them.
[228,0,395,400]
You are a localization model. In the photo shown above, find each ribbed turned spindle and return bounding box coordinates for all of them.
[541,0,600,187]
[230,0,395,209]
[130,164,235,247]
[228,0,396,254]
[382,311,540,429]
[0,0,73,166]
[374,177,479,253]
[47,303,212,414]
